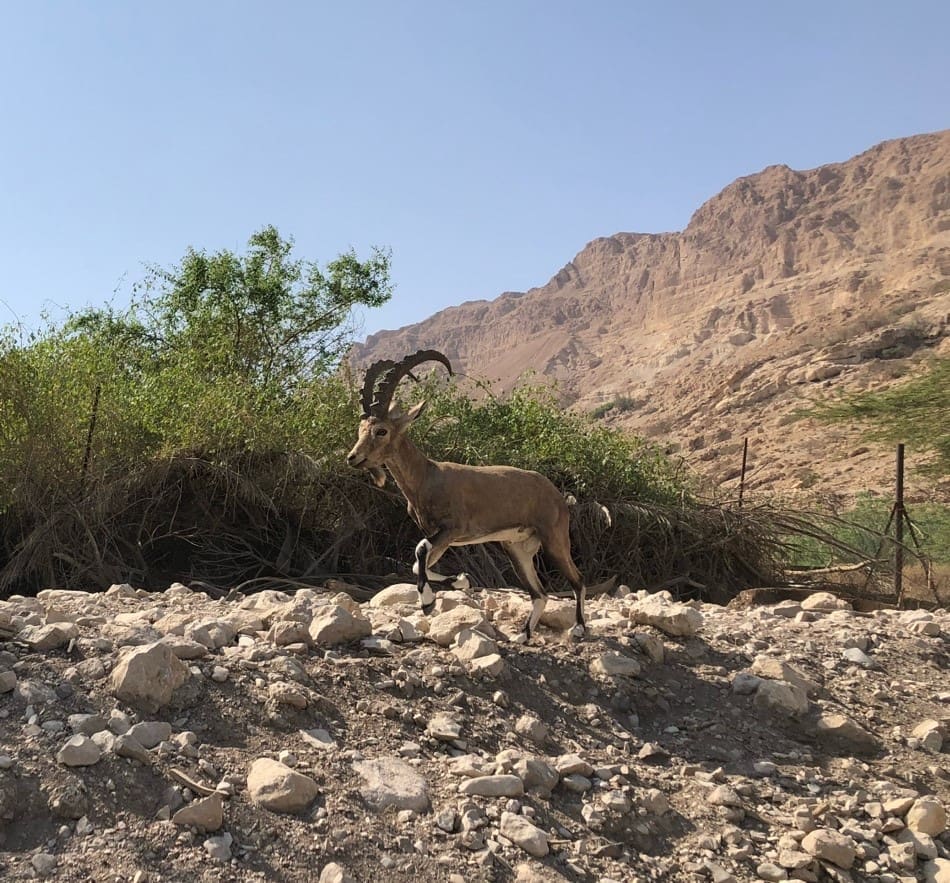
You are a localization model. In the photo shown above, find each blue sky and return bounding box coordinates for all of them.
[1,1,947,340]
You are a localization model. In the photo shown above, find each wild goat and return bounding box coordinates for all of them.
[347,349,588,642]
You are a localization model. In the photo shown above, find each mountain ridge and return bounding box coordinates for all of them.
[353,130,950,501]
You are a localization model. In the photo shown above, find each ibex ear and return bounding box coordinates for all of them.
[390,400,427,430]
[406,400,428,422]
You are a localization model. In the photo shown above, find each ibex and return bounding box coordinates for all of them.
[347,350,588,642]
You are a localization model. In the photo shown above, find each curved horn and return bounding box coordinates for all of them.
[360,359,396,417]
[371,349,453,415]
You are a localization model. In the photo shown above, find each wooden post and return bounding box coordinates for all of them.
[80,384,101,488]
[894,443,905,604]
[738,437,749,508]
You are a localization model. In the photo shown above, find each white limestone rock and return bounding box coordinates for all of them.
[627,594,702,636]
[499,810,549,857]
[110,642,189,713]
[247,758,319,813]
[308,605,372,646]
[353,757,430,812]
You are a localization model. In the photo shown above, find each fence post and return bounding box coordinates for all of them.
[80,384,102,489]
[738,437,749,509]
[894,443,905,604]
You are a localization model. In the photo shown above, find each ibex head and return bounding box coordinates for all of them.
[347,350,453,486]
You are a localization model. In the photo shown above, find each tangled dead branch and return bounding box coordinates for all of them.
[5,450,920,604]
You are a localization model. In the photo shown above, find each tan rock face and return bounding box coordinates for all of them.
[353,130,950,500]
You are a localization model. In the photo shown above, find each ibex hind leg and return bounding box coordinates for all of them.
[543,528,587,640]
[501,539,547,643]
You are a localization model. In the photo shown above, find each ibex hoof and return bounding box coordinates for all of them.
[569,624,586,640]
[421,601,436,616]
[452,573,471,590]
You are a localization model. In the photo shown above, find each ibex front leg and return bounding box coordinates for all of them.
[414,530,469,615]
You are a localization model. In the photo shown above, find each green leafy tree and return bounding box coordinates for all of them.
[810,357,950,476]
[0,227,392,494]
[69,225,391,383]
[59,226,392,457]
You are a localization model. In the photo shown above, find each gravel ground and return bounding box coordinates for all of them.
[0,581,948,882]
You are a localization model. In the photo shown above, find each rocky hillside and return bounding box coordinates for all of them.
[1,580,948,881]
[352,130,950,501]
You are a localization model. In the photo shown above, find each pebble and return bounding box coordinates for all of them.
[458,774,525,798]
[843,647,874,667]
[203,831,232,861]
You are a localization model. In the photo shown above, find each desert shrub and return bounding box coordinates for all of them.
[809,356,950,477]
[0,227,787,599]
[590,394,638,420]
[417,381,683,503]
[0,228,391,593]
[784,493,950,569]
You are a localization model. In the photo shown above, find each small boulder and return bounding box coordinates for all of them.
[800,592,851,611]
[319,863,357,883]
[353,757,430,812]
[911,719,945,752]
[127,720,173,749]
[368,584,419,607]
[590,652,641,678]
[114,733,152,764]
[500,811,548,857]
[428,606,493,647]
[110,642,190,713]
[458,774,524,798]
[21,622,79,651]
[173,793,224,832]
[907,797,947,837]
[801,828,856,868]
[628,595,702,636]
[514,714,549,745]
[427,712,463,742]
[753,680,808,718]
[308,606,372,646]
[467,653,505,677]
[751,656,818,696]
[57,735,101,767]
[247,758,319,813]
[814,712,879,754]
[452,628,497,661]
